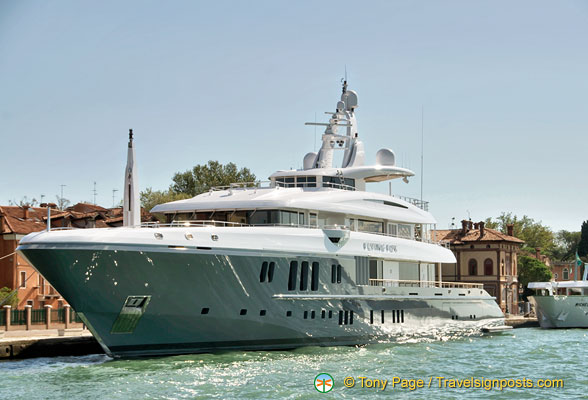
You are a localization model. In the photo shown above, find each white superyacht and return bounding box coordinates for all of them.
[18,81,504,357]
[529,276,588,328]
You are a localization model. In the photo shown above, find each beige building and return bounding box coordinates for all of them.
[435,220,524,315]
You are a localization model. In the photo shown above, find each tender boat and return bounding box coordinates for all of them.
[529,280,588,328]
[17,81,504,357]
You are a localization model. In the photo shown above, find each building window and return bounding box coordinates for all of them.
[20,271,26,288]
[563,268,569,280]
[554,273,558,280]
[468,259,478,276]
[484,259,493,276]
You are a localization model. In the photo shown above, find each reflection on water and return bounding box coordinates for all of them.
[0,328,586,399]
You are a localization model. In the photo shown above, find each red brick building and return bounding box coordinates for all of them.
[435,220,524,315]
[0,203,155,308]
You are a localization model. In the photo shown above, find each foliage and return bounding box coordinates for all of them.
[578,220,588,258]
[140,188,191,214]
[0,287,18,307]
[551,230,581,261]
[171,160,257,196]
[518,255,552,301]
[484,212,554,255]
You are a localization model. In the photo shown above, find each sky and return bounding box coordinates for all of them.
[0,1,586,232]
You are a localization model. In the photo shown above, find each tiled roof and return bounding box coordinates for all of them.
[0,206,51,234]
[1,204,155,234]
[434,228,524,244]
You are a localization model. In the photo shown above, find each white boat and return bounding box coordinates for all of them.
[17,81,504,358]
[529,281,588,328]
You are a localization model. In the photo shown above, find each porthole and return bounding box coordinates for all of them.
[185,233,194,240]
[211,234,219,241]
[154,232,163,240]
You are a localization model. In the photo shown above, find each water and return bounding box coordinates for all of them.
[0,328,586,399]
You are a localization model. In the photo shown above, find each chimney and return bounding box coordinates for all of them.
[0,211,4,233]
[23,205,30,219]
[468,220,473,230]
[507,224,514,237]
[479,221,485,237]
[461,220,468,235]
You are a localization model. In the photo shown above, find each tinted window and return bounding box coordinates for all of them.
[300,262,309,290]
[288,261,298,291]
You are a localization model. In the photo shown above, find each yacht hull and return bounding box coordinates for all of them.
[19,243,504,358]
[530,295,588,329]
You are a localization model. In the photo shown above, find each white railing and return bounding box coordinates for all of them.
[140,220,449,247]
[368,279,483,289]
[391,195,429,211]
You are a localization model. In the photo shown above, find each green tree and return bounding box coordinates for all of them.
[171,160,256,196]
[484,212,554,254]
[140,188,191,213]
[578,220,588,258]
[0,287,18,307]
[551,230,581,261]
[518,255,552,301]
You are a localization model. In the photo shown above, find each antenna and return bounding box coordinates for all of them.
[112,189,118,208]
[314,112,317,152]
[420,106,424,202]
[93,181,98,205]
[59,184,66,210]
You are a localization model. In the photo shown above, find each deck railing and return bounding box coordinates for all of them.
[368,279,483,289]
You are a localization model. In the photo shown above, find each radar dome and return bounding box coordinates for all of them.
[376,148,395,166]
[303,152,318,170]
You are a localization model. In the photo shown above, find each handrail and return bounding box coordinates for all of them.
[391,195,429,211]
[368,279,484,289]
[139,219,449,246]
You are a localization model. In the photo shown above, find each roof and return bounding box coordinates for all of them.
[0,206,51,234]
[0,204,156,234]
[434,228,524,244]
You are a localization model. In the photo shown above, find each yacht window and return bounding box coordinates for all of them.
[398,224,412,238]
[311,262,319,291]
[268,262,275,282]
[298,213,305,226]
[331,264,337,283]
[285,177,295,187]
[322,176,355,190]
[260,262,268,282]
[358,219,384,234]
[336,265,342,283]
[387,223,398,236]
[174,213,193,221]
[288,261,298,291]
[309,213,318,226]
[247,210,279,225]
[280,211,298,225]
[300,262,309,290]
[306,176,317,187]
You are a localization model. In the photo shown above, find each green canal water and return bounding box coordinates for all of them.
[0,328,585,399]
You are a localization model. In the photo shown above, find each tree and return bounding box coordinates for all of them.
[9,196,39,207]
[171,160,256,196]
[56,194,70,210]
[551,230,581,261]
[140,188,191,213]
[0,287,18,307]
[578,220,588,258]
[484,212,555,254]
[518,255,552,301]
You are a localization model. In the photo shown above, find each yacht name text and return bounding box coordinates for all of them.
[363,242,398,253]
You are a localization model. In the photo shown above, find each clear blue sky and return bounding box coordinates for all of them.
[1,1,586,232]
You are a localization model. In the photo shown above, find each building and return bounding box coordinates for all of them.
[0,203,155,308]
[435,220,524,315]
[551,261,585,282]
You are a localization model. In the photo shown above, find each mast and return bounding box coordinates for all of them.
[123,129,140,227]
